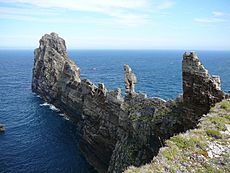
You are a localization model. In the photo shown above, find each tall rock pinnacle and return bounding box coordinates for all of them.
[124,64,137,95]
[182,51,225,128]
[32,32,80,102]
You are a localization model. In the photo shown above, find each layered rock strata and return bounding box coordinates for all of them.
[32,33,227,173]
[182,51,225,129]
[125,99,230,173]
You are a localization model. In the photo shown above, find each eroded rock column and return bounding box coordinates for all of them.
[124,64,137,95]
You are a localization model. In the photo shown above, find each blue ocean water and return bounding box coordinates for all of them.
[0,50,230,173]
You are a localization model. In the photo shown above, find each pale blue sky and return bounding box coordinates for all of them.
[0,0,230,50]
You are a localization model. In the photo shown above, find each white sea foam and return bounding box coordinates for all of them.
[40,102,60,112]
[64,116,70,121]
[59,113,70,121]
[59,113,65,117]
[49,105,60,112]
[40,102,49,106]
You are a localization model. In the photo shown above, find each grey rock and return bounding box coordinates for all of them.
[32,33,227,173]
[182,51,225,129]
[124,64,137,95]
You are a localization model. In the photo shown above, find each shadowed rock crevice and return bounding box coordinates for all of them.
[32,33,228,173]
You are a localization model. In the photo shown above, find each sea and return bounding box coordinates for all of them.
[0,50,230,173]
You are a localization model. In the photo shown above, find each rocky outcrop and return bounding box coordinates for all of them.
[0,124,5,133]
[32,32,80,103]
[32,33,227,173]
[32,33,126,172]
[125,99,230,173]
[182,51,225,129]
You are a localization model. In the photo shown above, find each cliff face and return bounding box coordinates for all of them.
[32,32,80,103]
[32,33,227,173]
[125,99,230,173]
[182,52,225,129]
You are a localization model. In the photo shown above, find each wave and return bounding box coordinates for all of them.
[39,103,70,120]
[40,102,60,112]
[40,102,49,106]
[59,113,65,117]
[63,116,70,121]
[59,113,70,121]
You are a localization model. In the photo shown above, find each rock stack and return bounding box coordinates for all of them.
[124,64,137,95]
[0,124,5,133]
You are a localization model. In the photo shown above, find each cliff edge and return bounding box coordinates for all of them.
[125,99,230,173]
[32,33,228,173]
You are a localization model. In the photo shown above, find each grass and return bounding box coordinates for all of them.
[220,100,230,111]
[170,135,206,150]
[162,146,178,160]
[125,100,230,173]
[207,116,229,131]
[206,129,222,139]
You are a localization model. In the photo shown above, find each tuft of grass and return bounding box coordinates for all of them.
[220,100,230,111]
[162,146,178,160]
[224,114,230,120]
[170,135,206,150]
[206,129,222,139]
[207,116,228,131]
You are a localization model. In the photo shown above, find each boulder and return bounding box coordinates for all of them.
[0,124,5,133]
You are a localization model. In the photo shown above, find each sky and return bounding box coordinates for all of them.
[0,0,230,50]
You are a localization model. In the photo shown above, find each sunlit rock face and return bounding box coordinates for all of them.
[32,32,80,102]
[32,33,227,173]
[124,64,137,95]
[182,51,225,129]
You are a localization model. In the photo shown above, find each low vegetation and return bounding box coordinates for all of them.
[125,100,230,173]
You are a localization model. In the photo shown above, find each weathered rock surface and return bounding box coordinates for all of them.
[125,100,230,173]
[0,124,5,133]
[124,64,137,95]
[32,33,228,173]
[182,51,226,129]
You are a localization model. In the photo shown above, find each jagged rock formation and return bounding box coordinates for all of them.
[124,64,137,95]
[32,33,228,173]
[182,51,225,129]
[32,32,81,103]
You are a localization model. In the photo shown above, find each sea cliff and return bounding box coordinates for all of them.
[125,99,230,172]
[32,33,229,173]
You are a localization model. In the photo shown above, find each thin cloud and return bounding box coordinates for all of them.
[194,18,226,23]
[195,11,230,24]
[0,0,149,15]
[213,11,225,17]
[0,0,176,27]
[0,6,58,16]
[157,0,174,10]
[0,7,149,28]
[0,0,152,27]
